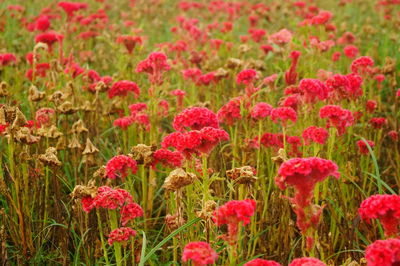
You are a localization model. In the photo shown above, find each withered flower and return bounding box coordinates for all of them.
[28,85,45,102]
[71,179,98,199]
[226,166,258,184]
[93,165,107,179]
[71,119,88,135]
[37,125,63,139]
[196,200,217,220]
[129,144,156,165]
[11,108,28,131]
[165,213,186,231]
[214,68,229,79]
[81,100,95,112]
[82,138,99,155]
[271,148,288,166]
[39,147,62,166]
[163,168,196,191]
[0,82,9,97]
[68,134,82,150]
[48,91,66,104]
[57,101,77,114]
[226,58,243,69]
[14,127,40,144]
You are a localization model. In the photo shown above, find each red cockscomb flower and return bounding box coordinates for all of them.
[0,53,17,66]
[152,148,184,168]
[365,238,400,266]
[350,56,374,75]
[136,52,171,85]
[108,80,140,98]
[369,117,387,129]
[237,69,257,85]
[299,78,329,103]
[82,186,133,212]
[356,139,374,155]
[302,126,329,145]
[58,2,88,18]
[182,241,218,266]
[35,32,63,51]
[343,45,359,58]
[217,97,242,126]
[108,227,137,245]
[289,257,326,266]
[359,194,400,237]
[270,107,297,125]
[173,107,219,132]
[116,35,143,54]
[250,102,273,120]
[244,258,281,266]
[120,202,143,226]
[105,155,138,179]
[319,105,354,135]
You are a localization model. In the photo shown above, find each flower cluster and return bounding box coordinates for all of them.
[365,238,400,266]
[182,241,218,266]
[173,107,219,131]
[108,227,137,246]
[105,155,138,179]
[319,105,354,135]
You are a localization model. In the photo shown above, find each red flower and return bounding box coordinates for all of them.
[34,15,51,32]
[58,2,88,18]
[182,241,218,266]
[269,29,292,45]
[105,155,138,179]
[319,105,354,135]
[366,100,377,113]
[152,148,184,168]
[311,10,332,25]
[250,102,273,120]
[299,78,329,103]
[289,257,326,266]
[0,124,8,134]
[343,45,359,58]
[82,186,133,212]
[388,130,399,141]
[244,258,281,266]
[217,97,242,126]
[136,52,171,85]
[302,126,329,145]
[285,51,301,85]
[173,107,219,132]
[369,117,387,129]
[350,56,374,75]
[35,32,63,51]
[116,35,142,54]
[237,69,257,85]
[108,80,140,98]
[331,51,341,62]
[270,107,297,125]
[365,238,400,266]
[0,53,17,66]
[108,227,136,245]
[359,194,400,237]
[121,203,143,226]
[356,139,375,155]
[213,199,256,245]
[113,116,134,130]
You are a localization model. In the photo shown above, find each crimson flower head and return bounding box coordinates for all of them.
[359,194,400,237]
[369,117,387,129]
[299,78,329,103]
[108,80,140,98]
[237,69,257,85]
[116,35,143,54]
[173,107,219,131]
[356,139,374,155]
[289,257,326,266]
[270,107,297,126]
[152,148,184,168]
[365,238,400,266]
[366,100,377,113]
[105,155,138,179]
[343,45,359,58]
[34,15,51,32]
[136,52,171,85]
[213,199,256,245]
[302,126,329,145]
[250,102,273,120]
[276,157,339,207]
[388,130,399,142]
[35,32,64,51]
[0,53,17,66]
[81,186,133,212]
[58,1,88,18]
[350,56,374,75]
[108,227,136,246]
[217,97,242,126]
[182,241,218,266]
[269,28,292,45]
[319,105,354,135]
[244,258,281,266]
[121,202,143,226]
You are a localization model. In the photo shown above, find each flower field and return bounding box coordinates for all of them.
[1,0,400,265]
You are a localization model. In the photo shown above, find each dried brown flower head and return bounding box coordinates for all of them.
[28,85,45,102]
[129,144,156,165]
[226,166,258,184]
[39,147,62,166]
[163,168,196,191]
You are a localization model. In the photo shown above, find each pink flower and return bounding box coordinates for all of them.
[105,155,138,179]
[113,116,134,130]
[0,53,17,66]
[108,227,137,245]
[237,69,257,85]
[343,45,359,58]
[82,186,133,212]
[369,117,387,129]
[356,139,375,155]
[152,149,184,168]
[121,203,143,226]
[173,107,219,132]
[269,29,293,45]
[359,194,400,237]
[58,1,88,18]
[299,78,329,103]
[116,35,142,54]
[289,257,326,266]
[285,51,301,85]
[108,80,140,98]
[244,258,281,266]
[388,131,399,142]
[331,51,341,62]
[311,10,332,25]
[270,107,297,125]
[366,100,377,113]
[217,97,242,126]
[319,105,354,135]
[302,126,329,145]
[250,102,273,120]
[136,52,171,85]
[365,238,400,266]
[182,241,218,266]
[350,56,374,75]
[35,32,63,51]
[213,199,256,245]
